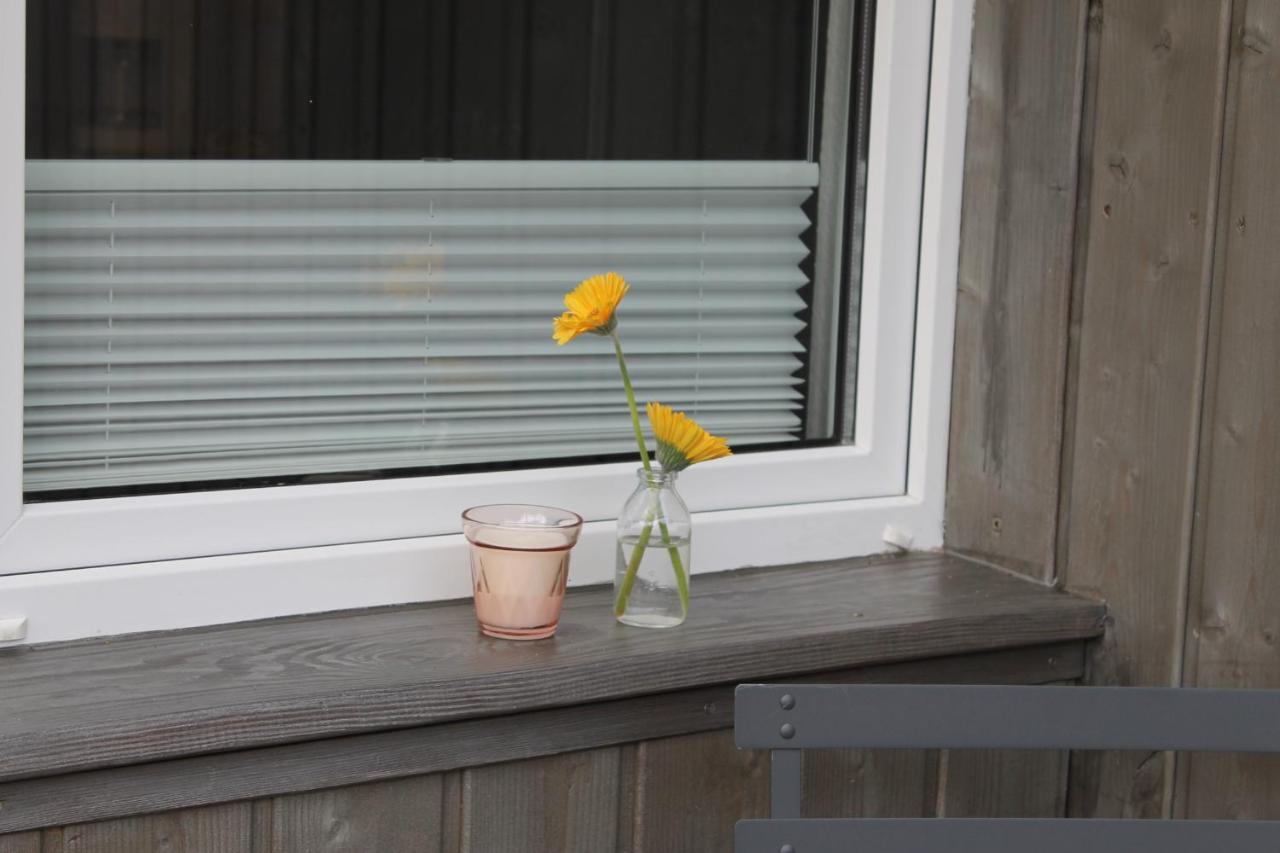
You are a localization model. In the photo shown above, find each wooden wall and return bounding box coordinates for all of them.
[949,0,1280,820]
[0,644,1082,852]
[0,742,1026,853]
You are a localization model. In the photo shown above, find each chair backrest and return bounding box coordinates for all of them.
[734,684,1280,853]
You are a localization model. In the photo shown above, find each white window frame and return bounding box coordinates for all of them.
[0,0,973,645]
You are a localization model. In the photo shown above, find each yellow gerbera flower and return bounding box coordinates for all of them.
[646,402,732,472]
[553,272,630,345]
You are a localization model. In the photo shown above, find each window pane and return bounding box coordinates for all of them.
[23,0,871,498]
[25,0,814,161]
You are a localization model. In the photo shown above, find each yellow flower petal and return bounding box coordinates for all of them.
[553,311,595,345]
[645,401,732,471]
[551,272,630,345]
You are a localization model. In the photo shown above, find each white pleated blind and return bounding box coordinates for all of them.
[23,161,819,493]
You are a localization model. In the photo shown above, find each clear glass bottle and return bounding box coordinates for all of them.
[614,466,692,628]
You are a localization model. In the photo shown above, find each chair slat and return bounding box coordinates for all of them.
[735,819,1280,853]
[770,749,802,818]
[735,684,1280,751]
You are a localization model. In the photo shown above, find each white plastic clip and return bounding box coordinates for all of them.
[0,616,28,642]
[882,525,913,552]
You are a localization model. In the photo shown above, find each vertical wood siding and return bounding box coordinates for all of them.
[0,833,41,853]
[0,734,1067,853]
[463,749,623,851]
[948,0,1280,823]
[59,804,253,852]
[1062,0,1231,819]
[255,777,445,852]
[946,0,1089,581]
[801,748,936,818]
[0,639,1081,852]
[630,730,770,851]
[1177,0,1280,820]
[937,749,1068,818]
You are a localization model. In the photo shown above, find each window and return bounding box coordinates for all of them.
[23,0,840,499]
[0,0,971,644]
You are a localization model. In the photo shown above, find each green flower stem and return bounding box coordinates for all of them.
[610,331,690,618]
[657,518,689,615]
[611,332,651,472]
[615,518,653,616]
[614,505,690,618]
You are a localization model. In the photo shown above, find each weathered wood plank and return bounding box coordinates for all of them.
[632,730,770,853]
[1062,0,1232,819]
[439,771,464,853]
[0,642,1086,834]
[936,679,1074,818]
[256,776,443,853]
[939,749,1067,817]
[1178,0,1280,821]
[613,744,638,852]
[0,554,1104,783]
[462,749,621,852]
[947,0,1089,580]
[0,833,41,853]
[939,742,1068,819]
[59,803,251,853]
[802,749,936,818]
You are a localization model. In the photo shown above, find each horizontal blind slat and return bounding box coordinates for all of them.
[25,356,802,389]
[27,292,807,319]
[25,433,803,490]
[24,163,816,491]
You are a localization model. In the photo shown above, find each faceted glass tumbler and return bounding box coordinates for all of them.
[462,504,583,640]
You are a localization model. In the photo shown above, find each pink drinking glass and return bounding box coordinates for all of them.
[461,504,584,640]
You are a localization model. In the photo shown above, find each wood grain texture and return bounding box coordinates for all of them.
[612,744,638,852]
[0,834,40,853]
[631,730,770,853]
[0,642,1087,834]
[1177,0,1280,820]
[950,0,1280,828]
[947,0,1089,580]
[257,776,443,853]
[802,750,936,818]
[438,772,464,853]
[1061,0,1231,819]
[0,554,1105,783]
[462,749,621,852]
[936,678,1075,819]
[938,749,1067,817]
[737,817,1280,852]
[59,804,251,853]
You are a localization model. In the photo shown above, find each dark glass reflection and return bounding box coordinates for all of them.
[26,0,815,160]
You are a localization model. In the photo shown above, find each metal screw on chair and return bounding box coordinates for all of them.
[779,722,796,739]
[779,693,796,710]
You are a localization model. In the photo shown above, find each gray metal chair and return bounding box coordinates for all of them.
[735,683,1280,852]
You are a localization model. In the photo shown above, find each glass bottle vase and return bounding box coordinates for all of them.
[614,466,691,628]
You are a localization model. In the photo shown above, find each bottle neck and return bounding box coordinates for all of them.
[636,466,678,488]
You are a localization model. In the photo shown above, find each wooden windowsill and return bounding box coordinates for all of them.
[0,552,1105,785]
